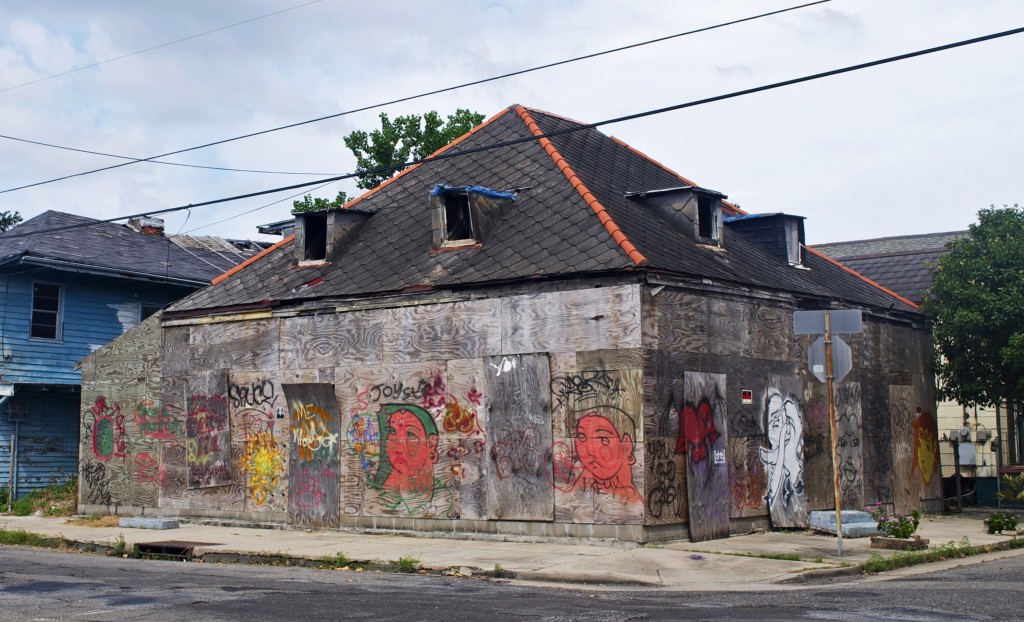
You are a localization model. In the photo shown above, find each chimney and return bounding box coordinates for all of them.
[127,216,165,237]
[724,213,806,266]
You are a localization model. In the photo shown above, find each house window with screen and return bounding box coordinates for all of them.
[442,192,475,243]
[31,282,62,340]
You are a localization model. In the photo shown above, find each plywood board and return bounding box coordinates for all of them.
[834,382,864,511]
[802,383,834,510]
[280,310,382,369]
[185,370,232,489]
[889,384,918,514]
[284,383,342,528]
[681,372,730,542]
[484,353,554,521]
[381,298,502,363]
[229,371,287,513]
[190,320,279,372]
[445,358,489,521]
[501,285,641,355]
[762,374,808,528]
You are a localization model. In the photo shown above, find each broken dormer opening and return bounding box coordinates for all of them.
[302,212,328,261]
[723,213,806,267]
[430,184,518,249]
[443,191,474,242]
[697,194,717,241]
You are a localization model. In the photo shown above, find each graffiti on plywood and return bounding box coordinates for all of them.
[562,407,642,504]
[911,409,939,486]
[834,383,863,509]
[371,404,452,517]
[681,372,730,542]
[133,400,179,440]
[761,376,808,528]
[186,393,231,487]
[89,396,126,462]
[240,413,284,507]
[728,436,766,517]
[284,383,342,528]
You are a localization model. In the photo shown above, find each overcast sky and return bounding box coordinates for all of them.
[1,0,1021,245]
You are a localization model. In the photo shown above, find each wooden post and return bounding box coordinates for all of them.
[824,311,844,557]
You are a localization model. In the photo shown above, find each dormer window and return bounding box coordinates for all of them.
[302,212,328,262]
[430,184,517,250]
[697,194,717,241]
[442,191,475,243]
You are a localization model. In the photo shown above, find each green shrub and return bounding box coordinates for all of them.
[11,497,33,516]
[395,555,420,573]
[319,551,350,568]
[998,474,1024,503]
[987,510,1020,534]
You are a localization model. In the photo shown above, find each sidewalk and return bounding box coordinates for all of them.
[2,510,1020,591]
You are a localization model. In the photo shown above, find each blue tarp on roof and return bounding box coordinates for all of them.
[430,184,517,200]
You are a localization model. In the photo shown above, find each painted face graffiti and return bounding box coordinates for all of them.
[377,405,439,494]
[572,412,641,504]
[760,389,805,512]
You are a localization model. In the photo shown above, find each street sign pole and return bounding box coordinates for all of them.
[824,311,844,558]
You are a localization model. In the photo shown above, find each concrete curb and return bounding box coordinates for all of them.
[778,565,862,584]
[512,571,661,587]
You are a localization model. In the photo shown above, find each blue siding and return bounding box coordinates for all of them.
[0,270,194,385]
[0,391,79,499]
[0,268,197,497]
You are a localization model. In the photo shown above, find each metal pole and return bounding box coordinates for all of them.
[6,432,12,512]
[824,311,844,558]
[995,402,1003,509]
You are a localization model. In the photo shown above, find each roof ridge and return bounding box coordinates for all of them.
[211,234,294,285]
[815,230,966,248]
[812,247,944,261]
[804,245,920,310]
[608,136,746,215]
[515,105,647,266]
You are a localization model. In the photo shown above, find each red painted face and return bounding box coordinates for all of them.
[574,414,630,481]
[385,409,432,476]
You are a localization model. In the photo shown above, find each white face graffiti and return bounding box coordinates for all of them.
[760,389,804,510]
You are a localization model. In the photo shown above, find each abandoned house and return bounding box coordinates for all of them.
[78,105,941,542]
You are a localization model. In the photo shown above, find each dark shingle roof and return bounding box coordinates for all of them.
[168,105,920,315]
[813,231,965,303]
[0,211,260,284]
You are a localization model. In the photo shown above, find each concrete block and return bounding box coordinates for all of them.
[118,517,180,530]
[809,510,878,537]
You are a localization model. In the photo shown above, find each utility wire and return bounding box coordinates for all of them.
[0,0,830,194]
[3,23,1021,241]
[0,133,341,176]
[0,0,324,95]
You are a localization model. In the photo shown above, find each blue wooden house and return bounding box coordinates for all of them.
[0,211,263,500]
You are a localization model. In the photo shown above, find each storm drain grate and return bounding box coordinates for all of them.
[135,540,219,561]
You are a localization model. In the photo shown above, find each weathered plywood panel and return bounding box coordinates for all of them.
[889,384,918,514]
[911,374,941,502]
[749,304,792,361]
[681,372,729,542]
[485,354,553,521]
[501,285,641,355]
[229,371,287,513]
[284,383,342,528]
[280,311,382,369]
[337,362,455,518]
[190,320,279,372]
[729,436,767,518]
[553,368,644,525]
[162,326,191,377]
[185,370,231,488]
[445,358,489,521]
[763,374,808,528]
[802,383,834,511]
[382,298,502,363]
[705,299,748,358]
[654,290,709,354]
[835,382,864,510]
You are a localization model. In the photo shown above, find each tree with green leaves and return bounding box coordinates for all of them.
[0,211,22,233]
[922,205,1024,410]
[343,109,485,190]
[292,191,348,213]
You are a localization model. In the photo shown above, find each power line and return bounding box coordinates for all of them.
[0,0,830,195]
[0,133,341,176]
[0,0,324,95]
[4,24,1021,241]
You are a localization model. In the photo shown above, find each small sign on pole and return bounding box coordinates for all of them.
[793,309,862,558]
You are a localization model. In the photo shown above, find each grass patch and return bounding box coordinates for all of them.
[689,549,803,562]
[859,537,1024,574]
[0,527,52,546]
[318,551,350,568]
[110,533,127,557]
[395,555,421,573]
[5,477,78,517]
[66,515,120,527]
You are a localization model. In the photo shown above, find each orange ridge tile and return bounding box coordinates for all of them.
[211,234,295,285]
[516,105,647,266]
[805,245,920,310]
